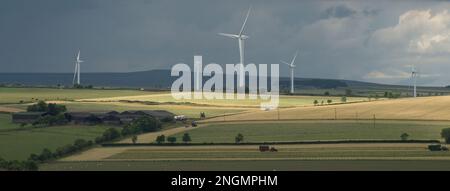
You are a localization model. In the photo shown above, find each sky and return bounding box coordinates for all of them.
[1,0,450,86]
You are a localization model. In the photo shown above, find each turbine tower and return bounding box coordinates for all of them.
[72,50,83,85]
[411,65,417,97]
[218,6,251,87]
[281,50,298,94]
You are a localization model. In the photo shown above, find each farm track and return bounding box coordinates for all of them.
[0,106,24,113]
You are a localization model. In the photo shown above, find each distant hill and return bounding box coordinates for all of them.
[0,69,442,93]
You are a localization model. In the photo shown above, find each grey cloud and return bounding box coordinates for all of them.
[0,0,450,86]
[321,4,356,19]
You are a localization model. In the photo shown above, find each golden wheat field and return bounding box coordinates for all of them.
[205,96,450,121]
[79,92,368,108]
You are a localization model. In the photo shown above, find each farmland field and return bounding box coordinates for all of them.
[9,101,248,118]
[0,87,157,104]
[106,145,450,160]
[0,114,19,130]
[171,121,447,143]
[45,143,450,171]
[205,96,450,121]
[80,92,369,108]
[0,120,114,160]
[39,160,450,171]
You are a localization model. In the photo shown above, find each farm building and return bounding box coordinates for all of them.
[12,112,48,123]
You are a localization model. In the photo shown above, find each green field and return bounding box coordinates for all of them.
[107,146,450,160]
[0,87,156,104]
[172,121,447,143]
[0,121,113,160]
[40,160,450,171]
[0,114,18,130]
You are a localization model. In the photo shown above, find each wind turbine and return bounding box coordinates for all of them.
[72,50,83,85]
[218,6,251,87]
[281,50,298,94]
[411,64,418,97]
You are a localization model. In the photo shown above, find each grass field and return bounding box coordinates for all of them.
[171,121,447,143]
[40,160,450,171]
[0,87,156,104]
[44,143,450,171]
[106,146,450,160]
[0,114,19,131]
[0,123,114,160]
[206,96,450,121]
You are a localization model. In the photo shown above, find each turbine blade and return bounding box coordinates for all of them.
[218,33,239,39]
[239,6,251,36]
[291,50,299,66]
[77,50,81,61]
[280,60,290,66]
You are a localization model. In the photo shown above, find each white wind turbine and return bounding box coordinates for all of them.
[72,50,83,85]
[411,64,418,97]
[218,6,251,87]
[281,50,299,94]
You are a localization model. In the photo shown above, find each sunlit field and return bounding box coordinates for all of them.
[0,87,157,104]
[80,92,368,108]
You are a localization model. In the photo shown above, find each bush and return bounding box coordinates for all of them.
[132,135,138,144]
[0,158,38,171]
[400,133,409,141]
[441,128,450,143]
[167,137,177,144]
[102,128,121,142]
[27,101,66,115]
[428,144,442,151]
[156,135,165,144]
[235,133,244,144]
[122,116,162,136]
[182,133,191,143]
[27,101,48,112]
[32,113,68,127]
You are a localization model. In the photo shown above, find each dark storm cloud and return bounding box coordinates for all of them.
[0,0,449,86]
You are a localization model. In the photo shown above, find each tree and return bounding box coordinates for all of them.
[123,116,162,136]
[400,133,409,141]
[313,100,319,105]
[182,133,192,143]
[441,128,450,143]
[167,137,177,144]
[156,135,165,144]
[38,148,54,162]
[200,112,206,119]
[27,101,48,112]
[341,96,347,103]
[102,128,121,141]
[327,99,332,104]
[235,133,244,144]
[47,103,66,115]
[132,135,138,144]
[324,91,330,96]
